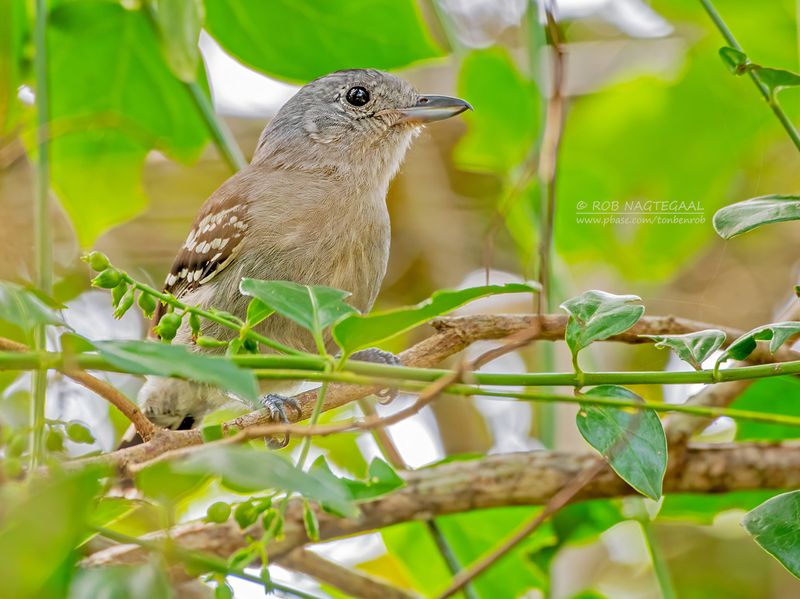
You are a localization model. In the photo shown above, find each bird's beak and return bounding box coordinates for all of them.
[396,94,473,124]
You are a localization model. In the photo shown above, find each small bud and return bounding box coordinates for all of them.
[215,581,233,599]
[66,422,95,444]
[83,251,110,272]
[303,500,319,541]
[138,292,157,318]
[206,501,231,523]
[234,501,257,529]
[242,337,258,353]
[196,336,229,349]
[189,312,202,337]
[155,312,182,341]
[111,281,129,307]
[113,287,135,319]
[92,268,122,289]
[262,509,277,532]
[46,429,64,452]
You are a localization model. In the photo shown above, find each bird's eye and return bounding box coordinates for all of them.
[345,86,370,107]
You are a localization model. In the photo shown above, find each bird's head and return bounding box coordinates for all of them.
[253,69,471,183]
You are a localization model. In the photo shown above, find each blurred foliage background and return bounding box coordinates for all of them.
[2,0,800,597]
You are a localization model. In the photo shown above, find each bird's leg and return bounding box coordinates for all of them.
[349,348,401,403]
[260,393,302,448]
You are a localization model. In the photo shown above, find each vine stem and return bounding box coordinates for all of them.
[641,520,677,599]
[30,0,51,470]
[699,0,800,151]
[10,349,800,398]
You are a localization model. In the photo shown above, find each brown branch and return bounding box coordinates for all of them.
[67,312,797,474]
[282,548,419,599]
[84,442,800,569]
[0,337,156,441]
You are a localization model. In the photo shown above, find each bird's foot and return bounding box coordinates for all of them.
[260,393,302,448]
[350,348,401,404]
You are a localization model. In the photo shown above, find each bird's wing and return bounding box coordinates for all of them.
[154,192,248,324]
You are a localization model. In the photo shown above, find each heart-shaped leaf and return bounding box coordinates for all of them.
[642,329,726,370]
[713,195,800,239]
[240,279,356,342]
[333,283,538,355]
[576,385,667,500]
[716,322,800,367]
[742,491,800,579]
[560,290,644,361]
[204,0,441,82]
[92,339,259,406]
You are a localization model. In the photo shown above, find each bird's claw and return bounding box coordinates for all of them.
[350,348,400,404]
[260,393,302,448]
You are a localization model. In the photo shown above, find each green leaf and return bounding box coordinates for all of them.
[80,497,142,546]
[145,0,204,82]
[717,47,800,96]
[716,322,800,367]
[454,47,540,174]
[713,195,800,239]
[0,468,105,598]
[0,281,62,335]
[641,329,726,370]
[732,377,800,441]
[92,339,259,406]
[245,298,274,327]
[135,459,209,504]
[719,46,748,74]
[311,456,404,502]
[47,2,209,246]
[69,561,172,599]
[333,283,538,355]
[240,279,357,339]
[204,0,440,82]
[174,446,357,517]
[742,491,800,579]
[659,490,779,524]
[576,385,667,500]
[560,290,644,358]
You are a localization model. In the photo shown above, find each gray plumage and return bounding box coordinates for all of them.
[138,69,470,429]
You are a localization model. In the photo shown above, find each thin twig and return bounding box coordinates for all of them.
[0,337,156,441]
[282,548,419,599]
[536,0,566,315]
[436,459,605,598]
[698,0,800,151]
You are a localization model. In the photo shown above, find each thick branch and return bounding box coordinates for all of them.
[84,442,800,568]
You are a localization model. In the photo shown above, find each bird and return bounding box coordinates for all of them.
[133,68,471,441]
